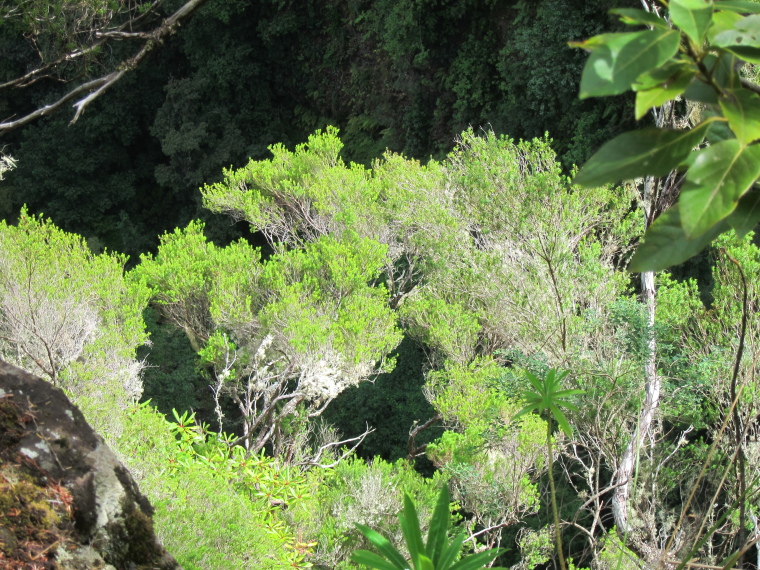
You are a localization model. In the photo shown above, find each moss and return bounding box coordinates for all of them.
[0,394,76,567]
[103,506,163,568]
[0,396,24,450]
[0,480,59,542]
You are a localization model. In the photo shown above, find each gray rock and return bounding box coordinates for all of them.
[0,360,181,569]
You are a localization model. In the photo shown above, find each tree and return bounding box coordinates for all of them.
[573,0,760,565]
[133,221,401,458]
[0,209,149,407]
[0,0,209,131]
[514,368,583,570]
[200,126,640,564]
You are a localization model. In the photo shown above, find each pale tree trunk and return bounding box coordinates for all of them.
[611,12,670,534]
[611,262,659,535]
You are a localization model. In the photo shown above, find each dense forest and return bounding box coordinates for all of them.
[2,0,760,568]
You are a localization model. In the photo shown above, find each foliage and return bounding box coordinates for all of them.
[573,0,760,271]
[0,209,149,408]
[133,219,401,456]
[297,455,445,569]
[93,400,311,569]
[2,0,637,259]
[403,128,638,366]
[351,484,505,570]
[425,360,546,551]
[513,369,583,570]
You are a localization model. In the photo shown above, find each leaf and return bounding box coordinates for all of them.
[679,140,760,236]
[437,533,466,569]
[525,370,544,393]
[578,29,681,98]
[670,0,714,44]
[725,183,760,237]
[355,524,409,570]
[447,549,503,570]
[702,107,737,143]
[720,88,760,143]
[417,554,434,570]
[635,68,696,119]
[400,495,425,569]
[550,405,574,437]
[713,0,760,14]
[707,10,744,42]
[717,43,760,61]
[425,485,451,565]
[633,60,695,91]
[513,403,538,421]
[609,8,670,28]
[351,550,405,570]
[573,121,713,187]
[569,33,626,50]
[629,204,730,272]
[552,389,585,401]
[712,14,760,45]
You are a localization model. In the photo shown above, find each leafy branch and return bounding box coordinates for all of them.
[572,0,760,272]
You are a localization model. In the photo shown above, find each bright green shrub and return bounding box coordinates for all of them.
[85,400,312,569]
[295,456,445,569]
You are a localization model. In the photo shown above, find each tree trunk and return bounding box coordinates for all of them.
[611,266,658,535]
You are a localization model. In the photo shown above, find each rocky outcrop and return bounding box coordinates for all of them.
[0,360,180,570]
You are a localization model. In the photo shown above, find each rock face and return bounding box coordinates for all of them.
[0,360,181,570]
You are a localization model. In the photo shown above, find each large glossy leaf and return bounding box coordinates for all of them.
[633,60,696,91]
[355,524,409,569]
[713,0,760,14]
[712,14,760,45]
[720,88,760,143]
[701,107,737,143]
[679,140,760,236]
[707,10,744,42]
[573,121,713,187]
[629,205,729,272]
[425,485,451,565]
[635,68,696,119]
[609,8,670,28]
[725,184,760,237]
[671,0,714,44]
[351,550,405,570]
[579,29,681,98]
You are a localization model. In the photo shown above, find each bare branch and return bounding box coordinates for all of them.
[71,70,126,123]
[94,30,154,39]
[407,412,442,460]
[298,424,375,470]
[0,0,211,133]
[0,42,106,90]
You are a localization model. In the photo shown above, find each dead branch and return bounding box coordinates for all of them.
[407,412,442,460]
[298,424,375,470]
[0,0,210,133]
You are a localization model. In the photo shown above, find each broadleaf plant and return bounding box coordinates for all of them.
[351,484,505,570]
[572,0,760,271]
[513,369,583,570]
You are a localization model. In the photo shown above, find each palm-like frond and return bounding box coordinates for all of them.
[513,368,583,436]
